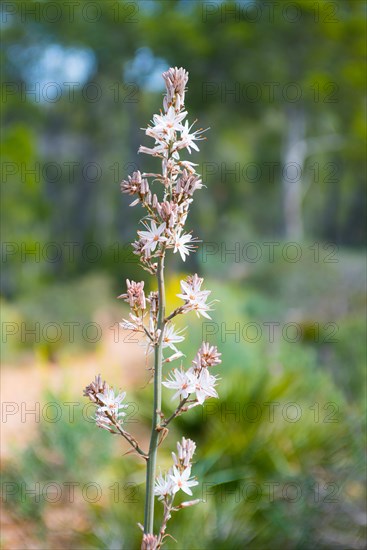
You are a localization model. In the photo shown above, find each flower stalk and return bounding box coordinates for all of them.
[144,255,166,533]
[83,67,222,548]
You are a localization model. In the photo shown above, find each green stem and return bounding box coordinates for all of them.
[144,254,165,534]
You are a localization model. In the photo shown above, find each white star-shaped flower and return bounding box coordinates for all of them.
[174,119,206,154]
[177,275,214,319]
[169,466,198,496]
[96,388,128,419]
[162,368,196,400]
[173,232,198,262]
[138,220,167,256]
[154,471,173,501]
[188,367,219,404]
[162,324,186,352]
[151,106,187,139]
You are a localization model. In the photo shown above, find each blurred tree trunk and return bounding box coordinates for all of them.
[281,106,306,240]
[322,157,341,243]
[281,107,344,241]
[118,94,140,240]
[343,179,366,246]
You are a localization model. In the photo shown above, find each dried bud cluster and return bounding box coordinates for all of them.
[162,66,188,111]
[84,375,128,433]
[120,170,151,208]
[192,342,222,371]
[83,374,107,402]
[141,534,158,550]
[118,279,146,310]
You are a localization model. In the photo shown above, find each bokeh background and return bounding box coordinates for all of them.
[1,1,366,549]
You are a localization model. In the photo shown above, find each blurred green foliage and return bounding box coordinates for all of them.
[1,1,366,549]
[2,259,366,548]
[1,273,116,362]
[2,289,365,547]
[1,0,366,296]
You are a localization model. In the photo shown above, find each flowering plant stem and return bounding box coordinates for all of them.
[145,254,166,533]
[84,67,222,549]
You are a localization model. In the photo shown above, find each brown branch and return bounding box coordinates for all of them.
[162,397,190,428]
[164,306,184,323]
[106,412,148,460]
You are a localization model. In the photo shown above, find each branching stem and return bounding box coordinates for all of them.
[144,254,166,534]
[162,397,190,427]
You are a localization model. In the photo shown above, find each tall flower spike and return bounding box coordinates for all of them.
[85,68,221,548]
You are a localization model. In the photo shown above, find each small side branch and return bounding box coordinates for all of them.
[162,397,190,428]
[156,496,175,548]
[106,412,148,460]
[164,306,184,323]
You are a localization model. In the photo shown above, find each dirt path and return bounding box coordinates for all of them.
[0,327,147,461]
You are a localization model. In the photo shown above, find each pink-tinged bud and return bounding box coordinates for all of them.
[163,95,168,112]
[174,437,196,468]
[141,178,150,194]
[175,170,203,198]
[145,191,152,205]
[120,171,143,196]
[83,374,107,401]
[152,194,159,209]
[175,94,182,111]
[162,67,189,109]
[119,279,146,310]
[177,498,202,508]
[141,533,158,550]
[163,351,184,363]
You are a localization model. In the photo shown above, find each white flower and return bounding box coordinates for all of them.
[120,312,145,332]
[154,471,173,501]
[177,275,214,319]
[162,323,185,352]
[138,143,167,157]
[177,274,206,297]
[169,466,198,496]
[96,388,128,419]
[162,368,196,400]
[178,160,198,173]
[174,120,206,154]
[188,367,219,404]
[188,297,213,319]
[173,232,198,262]
[150,107,187,140]
[138,220,167,256]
